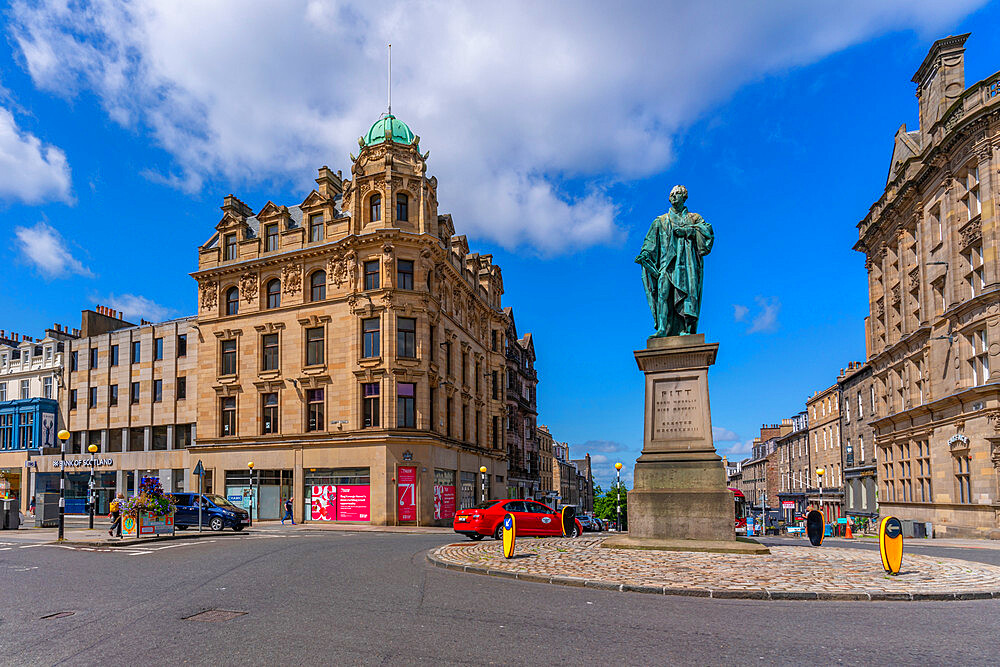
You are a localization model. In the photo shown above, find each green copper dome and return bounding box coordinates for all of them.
[362,114,418,148]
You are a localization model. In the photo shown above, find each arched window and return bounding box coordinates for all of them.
[370,193,381,222]
[396,193,408,222]
[225,287,239,316]
[266,279,281,309]
[310,270,326,302]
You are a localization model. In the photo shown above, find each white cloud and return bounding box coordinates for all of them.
[590,454,610,465]
[0,106,71,204]
[747,296,781,334]
[14,221,91,279]
[733,304,749,322]
[99,293,176,322]
[720,439,755,459]
[9,0,984,252]
[713,426,740,442]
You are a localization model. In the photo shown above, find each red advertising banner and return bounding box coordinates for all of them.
[397,466,417,522]
[434,484,456,520]
[311,485,336,521]
[336,485,370,521]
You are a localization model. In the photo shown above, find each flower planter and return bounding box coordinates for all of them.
[122,510,175,538]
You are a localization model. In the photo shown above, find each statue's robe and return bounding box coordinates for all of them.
[635,206,714,337]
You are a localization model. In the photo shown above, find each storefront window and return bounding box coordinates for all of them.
[460,471,476,510]
[305,467,371,522]
[225,469,292,521]
[434,469,457,521]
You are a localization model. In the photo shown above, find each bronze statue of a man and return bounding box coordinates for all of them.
[635,185,714,337]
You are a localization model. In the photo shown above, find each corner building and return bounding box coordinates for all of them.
[191,114,509,525]
[855,34,1000,537]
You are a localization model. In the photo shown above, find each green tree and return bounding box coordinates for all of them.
[594,481,628,529]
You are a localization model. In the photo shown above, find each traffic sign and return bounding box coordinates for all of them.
[193,460,205,476]
[502,513,516,559]
[879,516,903,575]
[806,510,825,547]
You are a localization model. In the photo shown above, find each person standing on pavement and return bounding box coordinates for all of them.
[281,496,294,525]
[108,492,124,537]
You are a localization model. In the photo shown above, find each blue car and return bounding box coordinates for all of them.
[168,493,250,532]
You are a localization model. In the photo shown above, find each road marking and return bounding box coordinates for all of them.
[19,544,46,548]
[0,547,11,551]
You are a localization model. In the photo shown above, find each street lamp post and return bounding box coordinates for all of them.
[56,430,70,541]
[615,462,623,532]
[87,444,98,529]
[247,461,255,527]
[479,465,488,504]
[815,467,825,523]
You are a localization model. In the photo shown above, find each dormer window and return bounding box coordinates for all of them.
[224,233,237,260]
[370,193,381,222]
[264,223,279,252]
[309,213,324,243]
[396,193,408,222]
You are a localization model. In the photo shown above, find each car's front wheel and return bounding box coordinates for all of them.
[209,516,224,532]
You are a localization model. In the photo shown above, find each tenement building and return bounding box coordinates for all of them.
[776,411,810,519]
[839,362,878,523]
[0,327,72,512]
[504,308,539,499]
[806,384,843,520]
[537,424,555,504]
[190,113,510,525]
[855,34,1000,537]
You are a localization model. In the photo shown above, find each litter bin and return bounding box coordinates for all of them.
[0,499,20,530]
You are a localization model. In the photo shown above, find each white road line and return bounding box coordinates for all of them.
[19,544,46,548]
[0,547,11,551]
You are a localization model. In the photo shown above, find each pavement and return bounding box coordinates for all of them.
[2,531,1000,665]
[429,536,1000,601]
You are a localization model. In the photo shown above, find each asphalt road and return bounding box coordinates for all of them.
[0,531,997,666]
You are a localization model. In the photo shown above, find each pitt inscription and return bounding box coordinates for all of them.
[652,378,704,440]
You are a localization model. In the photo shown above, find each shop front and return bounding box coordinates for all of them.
[305,467,371,522]
[226,469,293,521]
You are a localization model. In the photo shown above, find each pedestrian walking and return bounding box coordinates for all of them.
[281,496,295,525]
[108,492,124,537]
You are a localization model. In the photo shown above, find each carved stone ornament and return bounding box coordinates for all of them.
[282,264,302,294]
[948,433,971,454]
[876,298,885,318]
[239,272,258,303]
[329,253,347,287]
[908,266,920,291]
[345,252,358,291]
[201,280,218,309]
[986,409,1000,432]
[960,218,982,248]
[890,284,901,306]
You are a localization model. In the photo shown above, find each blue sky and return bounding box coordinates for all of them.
[1,1,998,489]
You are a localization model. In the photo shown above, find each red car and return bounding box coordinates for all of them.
[453,499,583,540]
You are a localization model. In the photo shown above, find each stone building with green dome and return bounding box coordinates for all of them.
[186,112,516,525]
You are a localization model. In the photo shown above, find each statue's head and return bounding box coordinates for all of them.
[669,185,688,207]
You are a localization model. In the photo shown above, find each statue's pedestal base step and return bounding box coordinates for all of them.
[602,535,769,555]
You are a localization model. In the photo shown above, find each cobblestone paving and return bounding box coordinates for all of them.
[429,537,1000,601]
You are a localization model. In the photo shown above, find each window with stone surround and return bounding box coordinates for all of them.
[305,327,324,366]
[960,165,981,221]
[221,339,237,376]
[177,377,186,400]
[307,389,324,432]
[396,193,408,222]
[397,383,416,428]
[362,318,380,358]
[929,203,942,245]
[963,244,984,298]
[369,193,381,222]
[309,270,326,301]
[130,381,140,404]
[262,333,279,371]
[220,397,236,436]
[264,223,278,252]
[308,213,324,243]
[266,279,281,309]
[153,379,162,403]
[364,260,380,290]
[89,347,98,368]
[225,287,239,316]
[397,317,416,359]
[955,453,972,504]
[261,392,278,434]
[916,440,931,502]
[362,383,380,428]
[89,386,97,409]
[131,340,141,363]
[397,260,413,290]
[968,327,989,386]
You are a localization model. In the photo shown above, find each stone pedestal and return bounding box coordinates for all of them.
[605,334,766,554]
